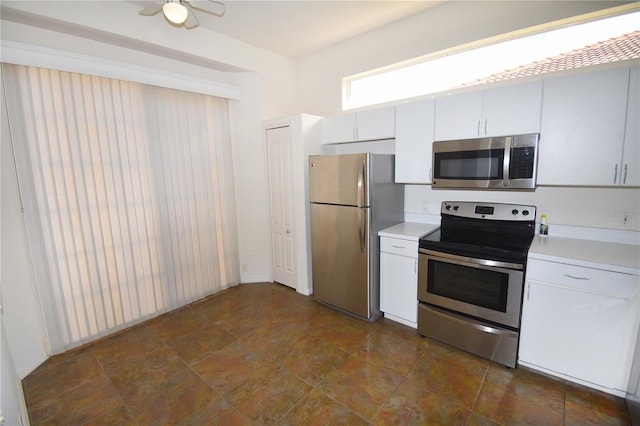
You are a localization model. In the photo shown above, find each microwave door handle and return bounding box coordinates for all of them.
[503,137,512,188]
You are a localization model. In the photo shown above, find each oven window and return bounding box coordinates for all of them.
[427,259,508,312]
[434,149,503,180]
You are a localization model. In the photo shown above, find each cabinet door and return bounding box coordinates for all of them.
[623,65,639,186]
[537,67,629,185]
[356,106,395,141]
[434,90,483,141]
[520,271,638,391]
[321,113,356,144]
[395,99,435,183]
[482,80,542,137]
[380,251,418,327]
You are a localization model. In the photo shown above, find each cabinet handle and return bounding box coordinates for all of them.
[484,118,488,135]
[614,164,618,184]
[564,274,590,281]
[624,164,628,184]
[391,245,406,249]
[477,119,481,136]
[429,167,432,181]
[414,259,417,274]
[527,282,530,301]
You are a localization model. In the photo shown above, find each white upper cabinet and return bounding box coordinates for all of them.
[321,106,395,144]
[321,114,355,144]
[434,80,543,141]
[537,66,631,186]
[482,81,543,137]
[395,99,435,183]
[434,90,483,140]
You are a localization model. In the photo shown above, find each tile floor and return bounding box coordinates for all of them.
[23,282,631,425]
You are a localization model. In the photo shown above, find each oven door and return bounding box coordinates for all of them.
[418,249,524,329]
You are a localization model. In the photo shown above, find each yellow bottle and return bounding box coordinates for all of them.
[540,214,549,236]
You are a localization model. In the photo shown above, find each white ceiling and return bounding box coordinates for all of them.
[130,0,446,58]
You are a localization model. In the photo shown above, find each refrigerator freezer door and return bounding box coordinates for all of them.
[310,203,371,318]
[309,153,369,207]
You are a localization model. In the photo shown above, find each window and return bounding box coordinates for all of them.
[344,7,639,110]
[3,64,240,352]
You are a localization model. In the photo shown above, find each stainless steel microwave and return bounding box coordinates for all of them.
[432,133,539,190]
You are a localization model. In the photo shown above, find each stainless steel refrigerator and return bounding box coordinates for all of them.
[309,153,404,321]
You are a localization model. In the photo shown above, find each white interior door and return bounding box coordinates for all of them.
[266,126,297,289]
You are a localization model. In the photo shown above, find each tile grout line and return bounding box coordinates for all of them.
[467,361,491,425]
[184,338,254,425]
[85,348,140,426]
[24,283,632,425]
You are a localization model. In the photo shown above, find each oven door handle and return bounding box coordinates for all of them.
[419,248,524,271]
[428,306,516,336]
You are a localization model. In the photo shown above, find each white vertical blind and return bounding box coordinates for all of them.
[2,64,240,352]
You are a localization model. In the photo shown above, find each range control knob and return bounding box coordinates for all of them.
[445,205,451,211]
[522,210,530,216]
[512,209,519,215]
[453,205,459,211]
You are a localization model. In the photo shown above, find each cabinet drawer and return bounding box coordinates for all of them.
[526,258,636,297]
[380,237,418,258]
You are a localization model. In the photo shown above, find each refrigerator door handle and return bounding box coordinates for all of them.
[357,157,366,207]
[359,208,367,253]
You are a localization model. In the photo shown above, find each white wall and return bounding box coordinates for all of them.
[295,0,638,234]
[296,0,629,116]
[1,65,50,383]
[227,73,273,282]
[1,66,32,425]
[0,1,299,379]
[0,133,50,377]
[1,1,636,386]
[1,2,301,288]
[1,319,29,426]
[405,185,640,234]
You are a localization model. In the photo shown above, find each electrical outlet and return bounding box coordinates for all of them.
[620,215,633,228]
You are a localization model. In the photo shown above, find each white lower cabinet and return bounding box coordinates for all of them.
[380,237,419,328]
[519,258,640,395]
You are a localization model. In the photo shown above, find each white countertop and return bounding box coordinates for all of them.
[529,235,640,275]
[378,222,439,242]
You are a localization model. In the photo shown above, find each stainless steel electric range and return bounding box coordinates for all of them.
[417,201,536,368]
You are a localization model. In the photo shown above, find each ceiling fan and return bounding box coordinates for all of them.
[139,0,225,29]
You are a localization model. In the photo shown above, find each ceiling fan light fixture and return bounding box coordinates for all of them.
[163,2,189,24]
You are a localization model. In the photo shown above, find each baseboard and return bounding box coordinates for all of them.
[17,349,48,380]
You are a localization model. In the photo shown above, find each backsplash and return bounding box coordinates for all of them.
[405,185,640,236]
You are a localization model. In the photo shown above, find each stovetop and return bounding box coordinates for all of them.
[419,202,537,264]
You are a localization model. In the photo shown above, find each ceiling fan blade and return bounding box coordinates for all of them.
[186,0,225,17]
[139,2,164,16]
[183,4,200,29]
